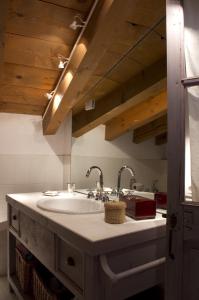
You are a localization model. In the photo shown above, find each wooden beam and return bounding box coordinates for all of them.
[105,91,167,141]
[43,0,132,135]
[155,132,167,145]
[72,58,166,137]
[43,0,165,135]
[0,0,9,77]
[133,114,167,144]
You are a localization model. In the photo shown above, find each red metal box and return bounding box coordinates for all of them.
[120,195,156,220]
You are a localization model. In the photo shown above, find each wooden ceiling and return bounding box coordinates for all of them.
[0,0,167,143]
[0,0,93,115]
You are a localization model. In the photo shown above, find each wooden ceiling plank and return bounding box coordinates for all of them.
[0,85,49,106]
[72,58,166,137]
[39,0,94,13]
[105,91,167,141]
[2,63,60,90]
[0,102,45,115]
[4,33,70,70]
[6,0,82,45]
[155,132,167,145]
[0,0,9,77]
[133,114,167,144]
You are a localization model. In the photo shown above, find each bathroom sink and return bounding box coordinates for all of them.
[37,193,104,214]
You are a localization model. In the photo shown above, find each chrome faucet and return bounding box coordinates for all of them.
[86,166,104,191]
[117,165,136,194]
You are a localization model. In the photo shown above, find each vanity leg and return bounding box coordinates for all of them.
[84,256,104,300]
[9,284,14,294]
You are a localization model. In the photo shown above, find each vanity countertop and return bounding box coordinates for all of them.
[6,192,166,255]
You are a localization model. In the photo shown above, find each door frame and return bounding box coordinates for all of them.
[166,1,185,299]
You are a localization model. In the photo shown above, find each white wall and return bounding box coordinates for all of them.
[0,113,72,275]
[0,113,71,220]
[71,126,167,192]
[0,113,72,223]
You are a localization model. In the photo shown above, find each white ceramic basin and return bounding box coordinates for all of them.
[37,193,104,214]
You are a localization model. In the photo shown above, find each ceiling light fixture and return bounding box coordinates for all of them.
[45,90,55,100]
[85,99,95,111]
[70,14,86,30]
[42,0,99,121]
[58,55,69,69]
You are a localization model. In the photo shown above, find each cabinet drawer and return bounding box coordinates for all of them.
[20,213,55,269]
[56,237,83,290]
[9,205,20,234]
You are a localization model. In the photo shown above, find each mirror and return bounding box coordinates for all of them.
[71,125,167,192]
[70,17,167,193]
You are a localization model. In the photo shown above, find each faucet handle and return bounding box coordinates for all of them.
[129,177,136,190]
[87,191,95,199]
[110,188,116,196]
[119,190,124,197]
[95,192,109,202]
[101,193,109,202]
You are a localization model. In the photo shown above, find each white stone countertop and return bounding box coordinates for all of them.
[6,192,166,255]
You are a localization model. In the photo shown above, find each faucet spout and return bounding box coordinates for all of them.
[86,166,104,191]
[117,165,136,194]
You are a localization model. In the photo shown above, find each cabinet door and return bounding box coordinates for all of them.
[182,207,199,300]
[183,246,199,300]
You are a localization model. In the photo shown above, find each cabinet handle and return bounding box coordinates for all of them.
[12,214,17,220]
[168,213,177,260]
[100,255,165,284]
[67,257,75,266]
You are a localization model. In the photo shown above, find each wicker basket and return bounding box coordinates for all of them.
[104,201,126,224]
[16,247,33,293]
[32,267,74,300]
[33,268,58,300]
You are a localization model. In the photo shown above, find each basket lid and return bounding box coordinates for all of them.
[104,200,126,210]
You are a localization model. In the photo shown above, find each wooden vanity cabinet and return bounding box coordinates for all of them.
[7,201,165,300]
[7,205,86,299]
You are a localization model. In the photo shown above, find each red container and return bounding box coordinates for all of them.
[120,195,156,220]
[155,192,167,209]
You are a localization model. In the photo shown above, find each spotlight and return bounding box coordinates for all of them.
[70,15,86,30]
[45,90,55,100]
[58,55,69,69]
[85,100,95,111]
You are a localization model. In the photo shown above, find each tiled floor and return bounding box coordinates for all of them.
[0,277,16,300]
